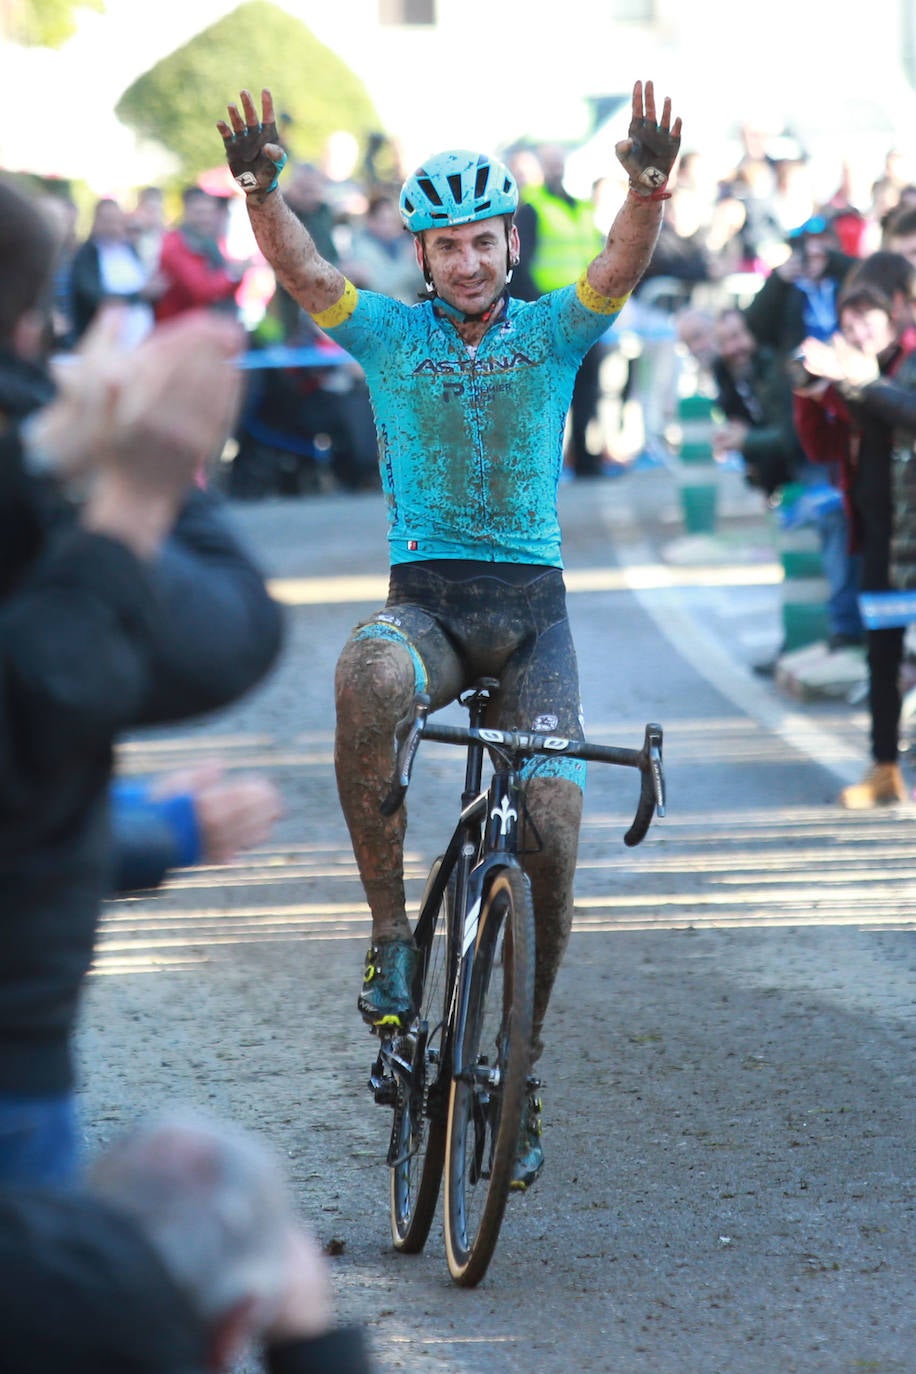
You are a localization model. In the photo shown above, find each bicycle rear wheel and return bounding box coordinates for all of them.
[443,865,535,1286]
[389,856,453,1252]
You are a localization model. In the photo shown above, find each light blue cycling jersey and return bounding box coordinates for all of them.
[311,273,627,567]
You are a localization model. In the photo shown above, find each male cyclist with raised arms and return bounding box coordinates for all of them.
[218,83,681,1190]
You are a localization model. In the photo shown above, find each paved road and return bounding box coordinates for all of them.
[81,469,915,1374]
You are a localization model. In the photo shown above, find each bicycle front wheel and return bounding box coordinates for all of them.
[389,856,453,1252]
[443,865,535,1286]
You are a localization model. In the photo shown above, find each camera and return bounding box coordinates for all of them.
[785,348,820,390]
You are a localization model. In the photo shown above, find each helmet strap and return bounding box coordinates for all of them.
[505,219,516,283]
[433,288,509,325]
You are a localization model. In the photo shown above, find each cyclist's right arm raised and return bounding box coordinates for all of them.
[217,88,347,318]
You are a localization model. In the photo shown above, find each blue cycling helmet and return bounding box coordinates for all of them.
[399,149,518,232]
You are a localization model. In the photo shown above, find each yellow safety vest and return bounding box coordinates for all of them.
[523,185,602,294]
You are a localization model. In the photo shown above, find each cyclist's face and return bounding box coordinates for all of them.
[419,218,518,313]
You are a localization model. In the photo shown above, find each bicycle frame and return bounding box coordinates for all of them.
[414,723,529,1085]
[372,680,665,1120]
[373,685,525,1120]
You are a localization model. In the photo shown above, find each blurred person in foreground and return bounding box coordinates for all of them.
[0,1110,373,1374]
[111,762,282,894]
[794,281,916,807]
[217,81,681,1190]
[0,178,284,1187]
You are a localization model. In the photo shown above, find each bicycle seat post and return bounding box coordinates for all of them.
[459,678,499,809]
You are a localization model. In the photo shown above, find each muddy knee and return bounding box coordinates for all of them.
[335,635,418,731]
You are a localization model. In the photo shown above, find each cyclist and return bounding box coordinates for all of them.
[219,82,681,1189]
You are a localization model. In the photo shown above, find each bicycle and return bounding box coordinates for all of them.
[368,678,666,1286]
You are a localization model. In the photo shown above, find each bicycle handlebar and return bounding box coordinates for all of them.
[379,694,666,846]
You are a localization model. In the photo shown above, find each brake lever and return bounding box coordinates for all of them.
[379,693,430,816]
[647,723,666,817]
[623,723,665,847]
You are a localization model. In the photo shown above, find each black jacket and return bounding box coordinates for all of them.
[743,249,856,356]
[850,348,916,589]
[69,237,147,341]
[0,426,284,1094]
[713,345,808,496]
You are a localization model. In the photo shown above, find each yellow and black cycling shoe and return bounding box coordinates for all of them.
[357,937,417,1030]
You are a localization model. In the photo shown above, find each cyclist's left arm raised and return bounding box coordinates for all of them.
[217,87,347,318]
[585,78,682,304]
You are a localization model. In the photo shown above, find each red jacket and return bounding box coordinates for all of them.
[154,228,239,322]
[793,344,914,552]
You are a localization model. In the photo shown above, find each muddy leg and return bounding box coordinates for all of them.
[334,636,417,942]
[522,776,583,1065]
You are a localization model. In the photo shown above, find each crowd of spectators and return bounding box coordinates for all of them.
[13,124,916,498]
[657,139,916,810]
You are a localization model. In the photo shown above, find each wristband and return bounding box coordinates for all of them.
[628,182,671,203]
[263,149,288,194]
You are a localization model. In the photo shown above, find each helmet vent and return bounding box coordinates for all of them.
[417,175,443,207]
[400,150,518,231]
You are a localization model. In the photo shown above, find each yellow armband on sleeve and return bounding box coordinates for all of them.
[310,278,359,329]
[575,271,629,316]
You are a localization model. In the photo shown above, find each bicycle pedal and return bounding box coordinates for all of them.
[369,1073,398,1106]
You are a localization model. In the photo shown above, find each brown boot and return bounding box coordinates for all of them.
[839,763,907,809]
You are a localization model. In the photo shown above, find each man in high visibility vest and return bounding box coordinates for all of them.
[513,145,609,478]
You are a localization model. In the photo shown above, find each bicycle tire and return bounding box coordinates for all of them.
[443,865,535,1286]
[389,856,453,1252]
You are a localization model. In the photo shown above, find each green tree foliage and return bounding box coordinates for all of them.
[115,0,382,181]
[2,0,105,46]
